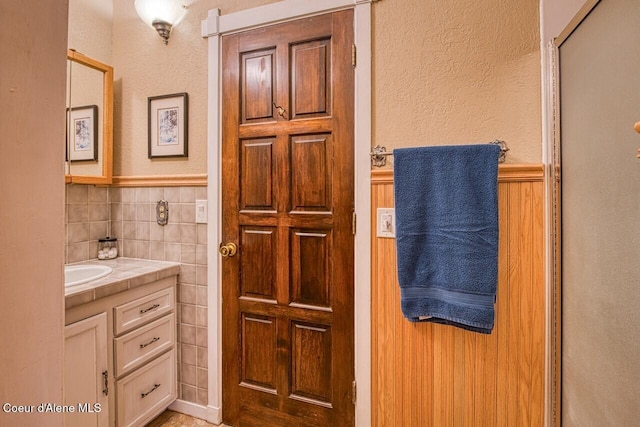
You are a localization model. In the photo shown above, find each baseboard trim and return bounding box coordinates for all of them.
[168,399,222,425]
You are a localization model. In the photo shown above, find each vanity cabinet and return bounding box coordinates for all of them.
[113,288,176,426]
[65,275,177,427]
[64,313,109,427]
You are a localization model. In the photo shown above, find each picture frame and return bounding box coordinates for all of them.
[148,92,188,158]
[67,105,98,162]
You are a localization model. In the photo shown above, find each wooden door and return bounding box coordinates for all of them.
[221,10,355,427]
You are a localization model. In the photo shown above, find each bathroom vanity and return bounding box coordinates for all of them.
[64,258,180,427]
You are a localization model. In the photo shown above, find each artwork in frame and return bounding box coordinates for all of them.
[67,105,98,162]
[148,92,188,158]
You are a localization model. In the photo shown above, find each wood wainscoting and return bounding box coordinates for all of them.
[371,165,545,427]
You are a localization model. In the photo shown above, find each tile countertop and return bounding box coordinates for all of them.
[65,258,181,310]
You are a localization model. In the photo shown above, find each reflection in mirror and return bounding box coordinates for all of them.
[65,50,113,185]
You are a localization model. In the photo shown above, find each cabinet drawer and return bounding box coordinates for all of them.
[114,287,174,336]
[116,349,176,427]
[114,313,175,378]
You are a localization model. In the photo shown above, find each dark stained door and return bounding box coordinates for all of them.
[221,10,355,427]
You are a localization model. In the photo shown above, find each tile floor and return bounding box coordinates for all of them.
[146,410,223,426]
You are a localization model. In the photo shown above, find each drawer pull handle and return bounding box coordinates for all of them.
[140,304,160,314]
[141,383,161,399]
[140,336,161,349]
[102,370,108,396]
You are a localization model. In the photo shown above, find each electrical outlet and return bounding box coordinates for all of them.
[195,200,207,223]
[377,208,395,238]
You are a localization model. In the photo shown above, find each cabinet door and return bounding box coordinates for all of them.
[65,313,109,427]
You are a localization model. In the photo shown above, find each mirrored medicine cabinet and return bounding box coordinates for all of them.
[65,49,113,185]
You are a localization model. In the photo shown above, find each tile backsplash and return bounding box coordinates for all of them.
[64,183,209,406]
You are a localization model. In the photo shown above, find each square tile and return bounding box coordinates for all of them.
[181,304,196,325]
[196,266,207,286]
[67,184,88,203]
[90,221,108,241]
[196,286,207,307]
[164,223,181,243]
[122,203,136,221]
[67,204,89,223]
[136,221,150,240]
[181,224,197,244]
[180,264,196,285]
[135,188,149,203]
[181,343,197,365]
[136,203,151,222]
[181,384,196,403]
[196,327,208,348]
[181,204,196,225]
[180,187,196,203]
[89,186,108,202]
[165,243,181,262]
[197,368,208,389]
[180,284,197,305]
[108,187,122,202]
[180,324,197,346]
[121,188,135,203]
[67,223,90,243]
[150,223,165,241]
[181,244,196,264]
[197,224,208,245]
[165,187,181,204]
[89,203,108,222]
[149,241,165,260]
[196,307,207,327]
[197,346,208,368]
[181,364,197,386]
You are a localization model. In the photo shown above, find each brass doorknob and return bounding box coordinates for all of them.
[219,242,237,257]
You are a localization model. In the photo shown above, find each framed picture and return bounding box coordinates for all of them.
[67,105,98,162]
[148,92,188,158]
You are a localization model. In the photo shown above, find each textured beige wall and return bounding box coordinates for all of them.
[68,0,113,64]
[112,0,279,177]
[0,0,67,424]
[373,0,541,165]
[112,0,541,176]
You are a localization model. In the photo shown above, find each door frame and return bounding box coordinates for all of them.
[200,1,374,425]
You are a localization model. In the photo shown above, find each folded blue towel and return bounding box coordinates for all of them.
[393,144,500,334]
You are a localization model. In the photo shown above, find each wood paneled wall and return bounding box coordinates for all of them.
[371,165,545,427]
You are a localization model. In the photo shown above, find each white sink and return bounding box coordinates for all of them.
[65,264,113,288]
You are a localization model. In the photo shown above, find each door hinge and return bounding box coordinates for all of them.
[352,211,357,235]
[352,380,357,404]
[352,44,356,67]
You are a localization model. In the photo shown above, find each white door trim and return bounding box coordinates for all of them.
[201,1,373,425]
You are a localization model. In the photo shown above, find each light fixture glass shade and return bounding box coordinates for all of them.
[134,0,188,28]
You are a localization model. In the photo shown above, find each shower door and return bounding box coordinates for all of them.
[559,0,640,425]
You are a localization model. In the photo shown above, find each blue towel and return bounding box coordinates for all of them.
[393,144,500,334]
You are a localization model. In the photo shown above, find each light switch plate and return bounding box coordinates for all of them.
[195,200,207,223]
[377,208,396,238]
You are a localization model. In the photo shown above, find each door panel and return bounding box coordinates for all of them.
[291,134,333,211]
[291,39,331,119]
[222,10,354,427]
[240,138,275,210]
[241,50,277,123]
[560,0,640,425]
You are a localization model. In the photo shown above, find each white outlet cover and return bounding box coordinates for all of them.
[376,208,396,238]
